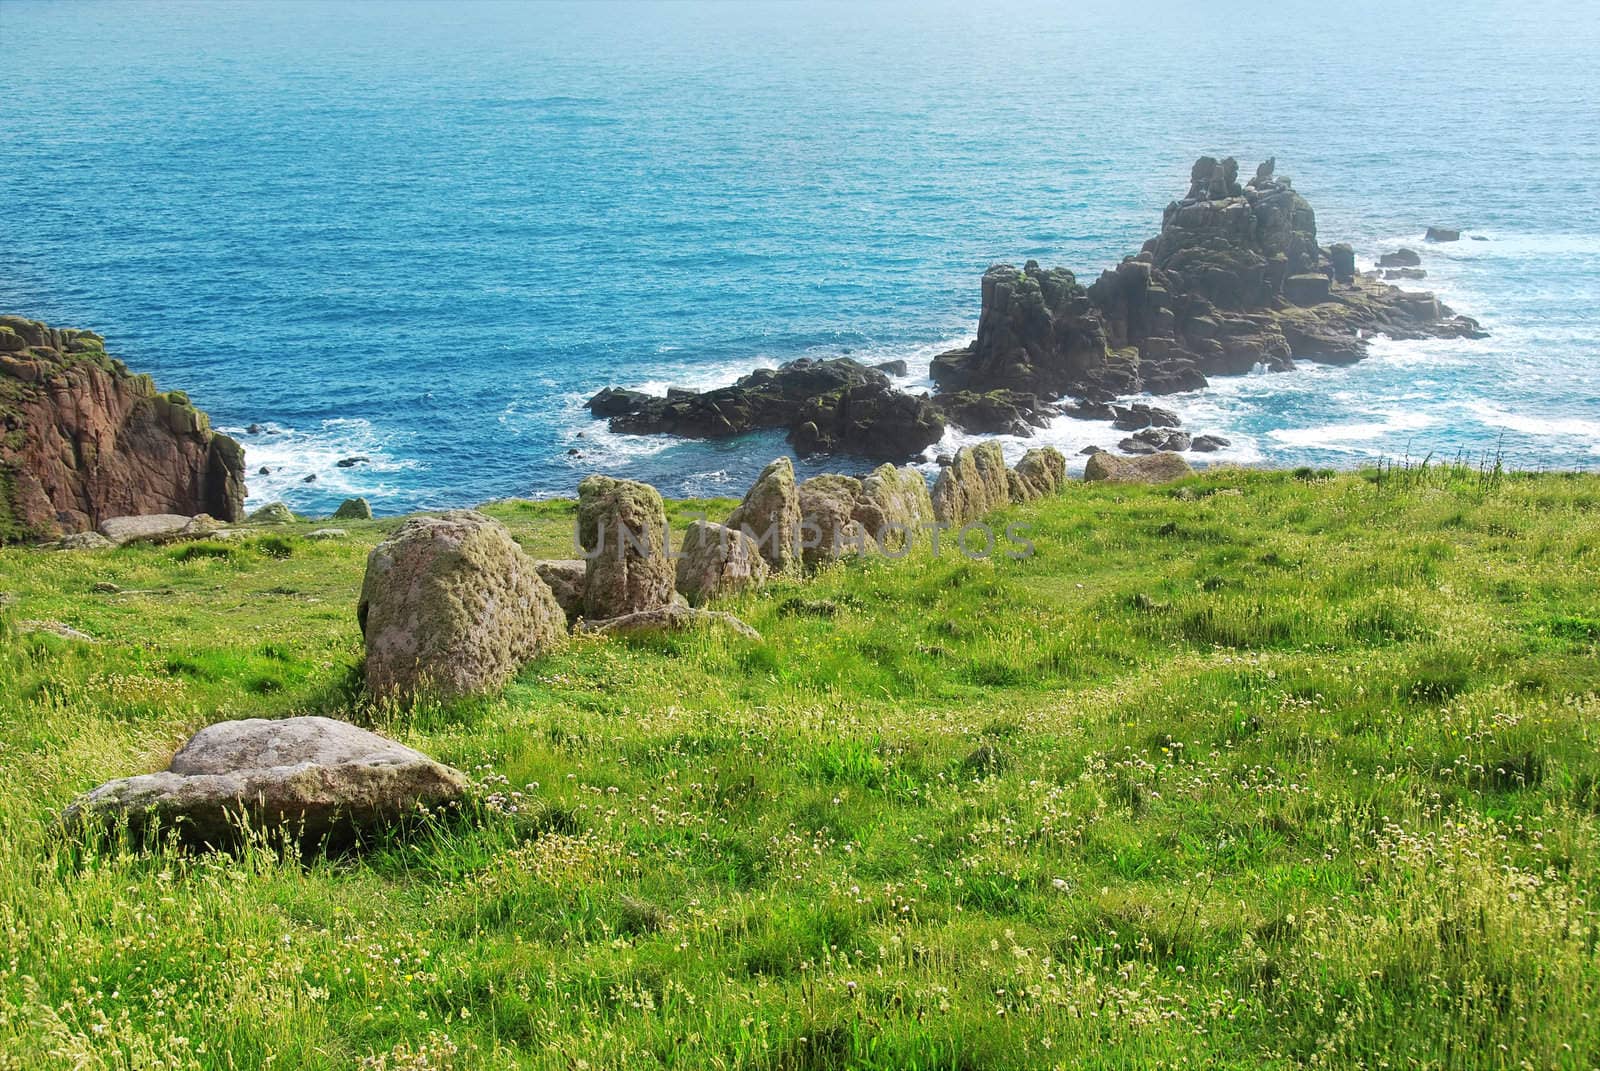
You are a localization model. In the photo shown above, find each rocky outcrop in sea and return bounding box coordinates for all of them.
[585,156,1487,462]
[0,316,246,542]
[932,156,1486,404]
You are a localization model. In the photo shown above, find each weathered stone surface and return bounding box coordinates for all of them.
[1424,227,1461,242]
[675,521,769,605]
[1191,434,1231,452]
[932,441,1011,526]
[0,317,246,542]
[933,389,1052,437]
[306,528,346,540]
[332,497,372,521]
[579,604,761,641]
[577,476,674,620]
[248,502,296,525]
[60,716,469,852]
[1083,451,1196,484]
[861,462,934,546]
[99,514,196,545]
[51,531,114,550]
[358,510,565,700]
[595,358,945,461]
[1010,447,1067,502]
[797,474,879,570]
[533,559,587,624]
[725,457,802,572]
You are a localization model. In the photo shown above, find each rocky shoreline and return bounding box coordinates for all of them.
[585,155,1486,461]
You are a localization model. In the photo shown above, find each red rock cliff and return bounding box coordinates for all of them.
[0,315,245,542]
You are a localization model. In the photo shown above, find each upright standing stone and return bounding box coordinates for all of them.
[725,457,803,573]
[577,476,674,620]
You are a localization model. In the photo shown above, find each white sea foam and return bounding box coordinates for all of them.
[1464,400,1600,440]
[227,418,419,508]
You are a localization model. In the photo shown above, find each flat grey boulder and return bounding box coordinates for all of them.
[359,510,566,700]
[306,528,346,540]
[579,604,761,641]
[61,716,468,852]
[98,514,196,545]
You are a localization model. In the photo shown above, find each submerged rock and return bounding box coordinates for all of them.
[1424,227,1461,242]
[358,510,566,700]
[61,716,468,852]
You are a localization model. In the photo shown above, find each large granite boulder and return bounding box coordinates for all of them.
[725,457,802,572]
[358,510,565,700]
[533,559,587,624]
[797,474,879,570]
[1008,446,1067,503]
[1083,451,1196,484]
[248,502,296,525]
[675,520,769,605]
[0,317,246,543]
[932,441,1011,526]
[332,497,373,521]
[60,716,468,852]
[577,476,675,619]
[98,514,200,545]
[596,358,945,462]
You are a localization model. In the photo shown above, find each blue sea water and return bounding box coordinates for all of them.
[4,0,1599,515]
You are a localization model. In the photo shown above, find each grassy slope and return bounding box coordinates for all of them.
[0,469,1598,1070]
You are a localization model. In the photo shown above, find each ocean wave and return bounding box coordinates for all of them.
[227,418,419,509]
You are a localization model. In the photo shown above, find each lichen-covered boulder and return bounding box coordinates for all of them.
[932,441,1011,526]
[577,476,674,620]
[534,559,587,624]
[675,520,769,605]
[861,463,933,548]
[725,457,802,572]
[248,502,296,525]
[1009,446,1067,503]
[1083,451,1196,484]
[332,497,373,521]
[358,510,565,700]
[797,475,878,570]
[60,716,468,852]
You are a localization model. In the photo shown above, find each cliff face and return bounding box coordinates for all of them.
[932,156,1487,402]
[0,316,245,542]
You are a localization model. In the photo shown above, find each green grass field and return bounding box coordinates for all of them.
[2,464,1598,1069]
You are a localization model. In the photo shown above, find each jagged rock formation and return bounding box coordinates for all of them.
[675,521,769,605]
[725,456,803,572]
[932,156,1486,402]
[0,316,246,542]
[589,357,945,461]
[932,442,1013,527]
